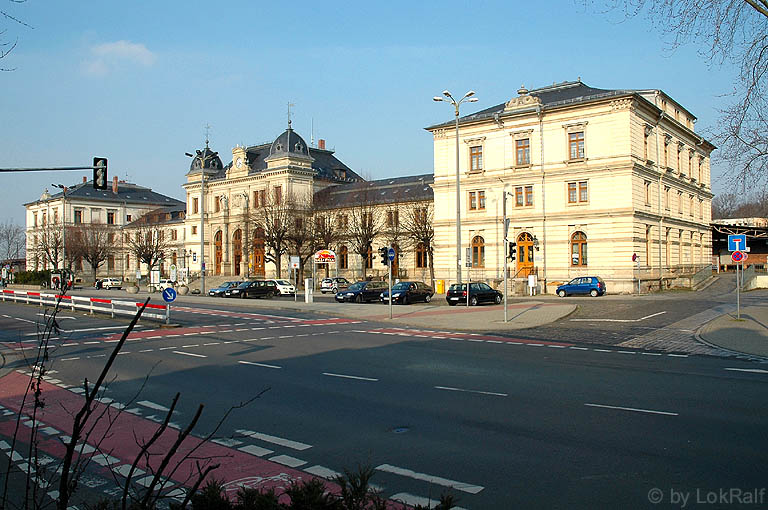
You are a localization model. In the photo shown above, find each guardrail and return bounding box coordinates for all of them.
[0,289,169,322]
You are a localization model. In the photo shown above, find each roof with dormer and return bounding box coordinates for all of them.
[186,145,224,176]
[24,180,185,208]
[314,174,433,209]
[267,126,311,159]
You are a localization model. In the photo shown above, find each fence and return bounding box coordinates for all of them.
[0,289,169,322]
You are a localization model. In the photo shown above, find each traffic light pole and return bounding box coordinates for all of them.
[388,255,393,320]
[503,193,508,323]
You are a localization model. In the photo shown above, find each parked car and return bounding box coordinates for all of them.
[225,280,278,299]
[380,281,434,304]
[320,277,351,294]
[335,280,388,303]
[208,281,241,297]
[446,282,503,306]
[154,279,175,292]
[101,278,122,290]
[268,279,296,296]
[556,276,606,297]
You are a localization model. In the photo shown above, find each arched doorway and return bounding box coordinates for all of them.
[252,227,265,277]
[516,232,534,277]
[214,231,223,275]
[233,229,242,276]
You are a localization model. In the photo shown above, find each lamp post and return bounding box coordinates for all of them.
[433,90,478,284]
[52,184,67,277]
[185,145,219,295]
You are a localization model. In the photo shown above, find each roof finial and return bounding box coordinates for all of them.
[204,123,212,148]
[287,101,295,129]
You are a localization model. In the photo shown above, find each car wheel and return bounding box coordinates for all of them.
[355,294,363,303]
[590,289,599,297]
[494,294,502,304]
[558,290,566,298]
[332,286,338,293]
[240,293,247,299]
[470,296,478,306]
[424,294,432,303]
[274,289,280,297]
[402,295,409,305]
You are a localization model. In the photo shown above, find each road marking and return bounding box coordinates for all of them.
[376,464,484,494]
[667,354,688,358]
[203,342,220,346]
[618,350,636,354]
[137,400,171,412]
[305,465,341,480]
[82,341,99,345]
[236,430,312,451]
[569,347,588,350]
[61,357,80,361]
[322,372,378,382]
[584,403,678,416]
[181,344,199,348]
[724,368,768,374]
[571,311,667,322]
[173,351,206,358]
[237,444,273,457]
[238,360,282,369]
[212,438,243,447]
[139,349,154,353]
[434,386,507,397]
[641,352,662,356]
[269,454,307,468]
[159,346,176,351]
[593,349,613,353]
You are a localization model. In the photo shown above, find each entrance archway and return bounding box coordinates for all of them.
[233,229,242,276]
[214,231,223,275]
[252,228,265,277]
[516,232,534,277]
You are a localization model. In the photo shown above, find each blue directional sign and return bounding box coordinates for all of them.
[388,247,396,262]
[162,287,177,303]
[728,234,747,252]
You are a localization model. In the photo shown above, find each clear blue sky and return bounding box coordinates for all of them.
[1,0,736,225]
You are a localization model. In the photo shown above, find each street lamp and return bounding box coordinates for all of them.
[185,144,219,295]
[52,183,68,277]
[433,89,478,284]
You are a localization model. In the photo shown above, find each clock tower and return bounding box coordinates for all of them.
[228,145,248,178]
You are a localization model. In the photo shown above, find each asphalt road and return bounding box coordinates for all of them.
[1,289,767,509]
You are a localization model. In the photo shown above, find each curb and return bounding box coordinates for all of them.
[694,321,768,362]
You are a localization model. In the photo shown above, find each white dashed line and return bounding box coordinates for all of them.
[434,386,507,397]
[584,403,678,416]
[724,367,768,374]
[236,430,312,450]
[238,444,274,457]
[238,361,282,369]
[269,454,307,468]
[376,464,484,494]
[322,372,378,382]
[173,351,206,358]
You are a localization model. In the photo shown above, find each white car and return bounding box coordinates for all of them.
[101,278,122,290]
[154,279,175,291]
[268,279,296,295]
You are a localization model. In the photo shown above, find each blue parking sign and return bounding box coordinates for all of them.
[728,234,747,252]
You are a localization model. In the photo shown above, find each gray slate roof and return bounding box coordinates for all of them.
[315,174,433,209]
[25,180,185,208]
[426,81,639,130]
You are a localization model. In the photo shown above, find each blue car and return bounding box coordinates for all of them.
[556,276,606,297]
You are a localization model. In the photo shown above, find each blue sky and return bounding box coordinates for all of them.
[1,0,737,225]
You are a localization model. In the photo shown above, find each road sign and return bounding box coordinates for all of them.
[170,264,178,282]
[388,247,395,262]
[162,287,177,303]
[728,234,747,252]
[290,256,300,269]
[732,250,746,263]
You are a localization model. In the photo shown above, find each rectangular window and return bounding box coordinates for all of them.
[478,190,486,210]
[515,138,530,166]
[387,210,399,227]
[470,146,483,172]
[689,195,694,216]
[123,233,129,243]
[33,213,37,227]
[193,197,199,214]
[171,229,178,241]
[643,130,649,160]
[664,141,669,168]
[126,214,132,222]
[579,181,588,202]
[688,153,693,179]
[108,233,115,243]
[252,191,258,207]
[645,180,651,205]
[274,186,282,205]
[74,210,82,224]
[568,181,588,203]
[678,191,683,213]
[568,183,577,203]
[515,187,524,207]
[53,209,58,224]
[569,131,585,160]
[469,191,477,211]
[192,225,198,235]
[699,157,703,183]
[525,185,533,206]
[107,211,115,225]
[664,186,670,209]
[214,197,220,213]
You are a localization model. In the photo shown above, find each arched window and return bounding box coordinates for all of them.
[571,231,587,266]
[339,245,348,269]
[471,236,485,268]
[416,243,427,268]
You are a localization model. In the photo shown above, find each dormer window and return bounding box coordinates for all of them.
[295,142,303,152]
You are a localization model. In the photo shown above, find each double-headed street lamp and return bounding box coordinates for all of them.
[52,183,68,276]
[433,90,478,284]
[185,144,219,295]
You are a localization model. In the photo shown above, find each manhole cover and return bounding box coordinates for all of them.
[392,426,410,434]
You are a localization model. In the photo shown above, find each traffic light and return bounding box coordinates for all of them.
[508,241,517,261]
[379,247,388,266]
[93,157,108,190]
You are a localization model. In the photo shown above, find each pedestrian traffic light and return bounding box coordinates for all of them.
[93,157,108,190]
[508,241,517,261]
[379,247,388,266]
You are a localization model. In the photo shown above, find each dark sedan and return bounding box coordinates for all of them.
[380,281,434,304]
[224,280,278,299]
[208,281,241,297]
[335,280,388,303]
[446,282,502,306]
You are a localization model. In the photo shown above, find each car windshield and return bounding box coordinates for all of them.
[392,282,410,291]
[347,283,364,291]
[236,281,251,288]
[275,280,291,285]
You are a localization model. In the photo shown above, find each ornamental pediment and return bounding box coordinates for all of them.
[504,94,542,111]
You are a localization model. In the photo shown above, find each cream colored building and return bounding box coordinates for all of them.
[426,80,715,294]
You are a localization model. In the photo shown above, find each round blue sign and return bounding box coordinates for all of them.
[162,287,177,303]
[388,247,396,261]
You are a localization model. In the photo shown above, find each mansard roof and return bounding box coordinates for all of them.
[126,204,187,227]
[315,173,433,209]
[24,180,185,208]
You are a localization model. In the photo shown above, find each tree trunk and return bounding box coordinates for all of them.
[428,249,435,289]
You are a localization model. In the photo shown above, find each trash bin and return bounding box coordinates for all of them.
[304,278,314,303]
[436,280,445,294]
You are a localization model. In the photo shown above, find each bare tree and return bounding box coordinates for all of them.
[286,195,321,283]
[67,224,117,282]
[344,187,383,279]
[251,189,293,278]
[32,222,64,270]
[599,0,768,190]
[0,220,24,261]
[126,223,172,278]
[402,203,435,286]
[1,0,31,72]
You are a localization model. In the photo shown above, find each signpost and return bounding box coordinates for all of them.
[170,264,178,283]
[729,234,749,319]
[387,247,395,319]
[161,287,177,325]
[290,256,300,302]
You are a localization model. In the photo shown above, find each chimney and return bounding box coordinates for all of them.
[83,176,87,183]
[318,139,326,150]
[112,176,118,193]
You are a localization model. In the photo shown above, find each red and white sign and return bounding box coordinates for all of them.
[313,249,336,264]
[732,250,747,263]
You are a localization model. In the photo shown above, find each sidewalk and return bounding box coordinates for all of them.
[698,305,768,358]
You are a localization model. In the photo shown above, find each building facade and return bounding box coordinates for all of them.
[427,80,715,293]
